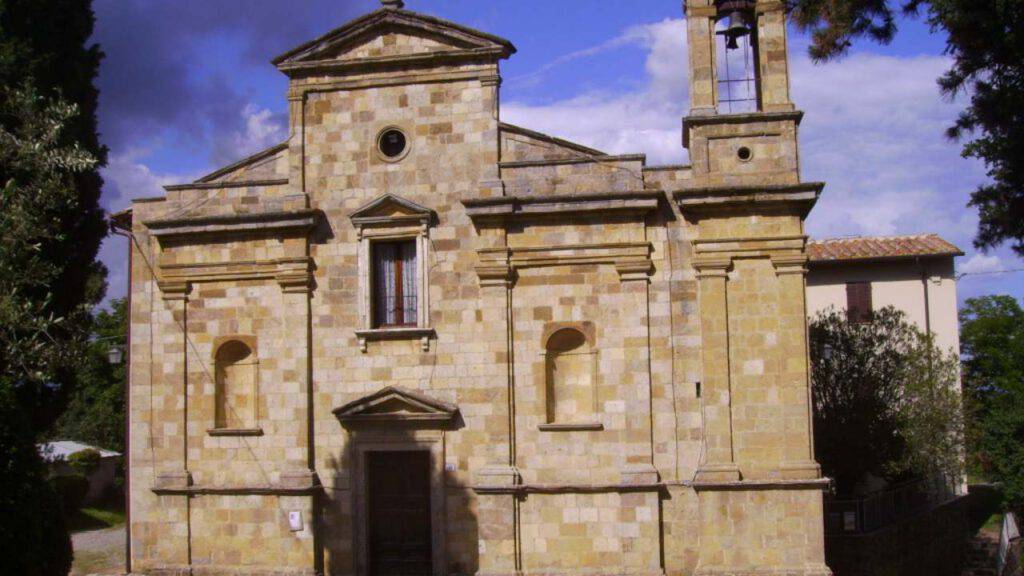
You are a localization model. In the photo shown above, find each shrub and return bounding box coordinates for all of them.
[67,448,101,476]
[51,472,90,513]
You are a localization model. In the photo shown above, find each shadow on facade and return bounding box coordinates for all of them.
[318,413,479,576]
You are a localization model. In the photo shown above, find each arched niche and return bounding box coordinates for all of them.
[542,324,599,429]
[212,336,258,432]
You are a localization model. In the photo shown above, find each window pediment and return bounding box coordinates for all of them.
[349,193,435,235]
[333,386,458,427]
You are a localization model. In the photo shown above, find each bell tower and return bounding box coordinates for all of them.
[678,1,831,575]
[684,0,801,187]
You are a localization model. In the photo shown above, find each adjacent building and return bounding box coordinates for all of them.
[806,234,963,353]
[118,1,835,574]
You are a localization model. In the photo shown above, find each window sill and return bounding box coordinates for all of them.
[355,327,435,353]
[207,428,263,437]
[538,422,604,432]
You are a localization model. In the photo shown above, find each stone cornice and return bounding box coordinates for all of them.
[163,178,289,192]
[499,154,647,169]
[682,110,804,147]
[193,142,288,184]
[278,47,507,77]
[157,256,314,294]
[675,182,823,219]
[145,209,319,240]
[474,242,655,285]
[289,67,495,96]
[462,191,661,223]
[152,484,321,496]
[472,482,665,495]
[691,477,832,492]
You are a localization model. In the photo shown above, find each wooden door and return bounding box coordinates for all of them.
[367,451,433,576]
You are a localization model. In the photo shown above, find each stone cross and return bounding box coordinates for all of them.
[381,0,405,9]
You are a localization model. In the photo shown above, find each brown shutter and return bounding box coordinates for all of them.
[846,282,872,323]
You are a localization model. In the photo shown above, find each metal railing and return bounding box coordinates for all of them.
[825,479,934,534]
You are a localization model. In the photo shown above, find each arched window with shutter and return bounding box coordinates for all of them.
[213,338,258,431]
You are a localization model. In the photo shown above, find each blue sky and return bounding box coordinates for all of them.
[93,0,1023,305]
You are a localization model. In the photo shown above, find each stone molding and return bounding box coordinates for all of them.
[163,178,289,192]
[463,190,660,222]
[206,428,263,437]
[537,422,603,432]
[145,209,319,239]
[287,66,497,98]
[691,477,832,492]
[354,327,435,353]
[192,142,289,184]
[675,182,824,219]
[156,256,314,296]
[278,47,509,77]
[474,242,654,286]
[151,484,320,496]
[472,481,665,495]
[682,110,804,147]
[498,153,647,169]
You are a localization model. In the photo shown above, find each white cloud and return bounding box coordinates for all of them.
[211,104,288,167]
[503,18,690,164]
[959,253,1004,275]
[101,149,184,212]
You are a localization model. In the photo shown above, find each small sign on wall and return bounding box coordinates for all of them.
[288,511,303,532]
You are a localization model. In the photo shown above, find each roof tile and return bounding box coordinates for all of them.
[807,234,963,263]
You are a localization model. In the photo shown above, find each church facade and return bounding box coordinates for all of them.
[121,1,832,574]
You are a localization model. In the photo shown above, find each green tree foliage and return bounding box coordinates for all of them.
[67,448,101,476]
[0,0,108,429]
[809,307,963,495]
[960,295,1024,515]
[0,385,73,576]
[785,0,1024,256]
[53,299,126,453]
[0,85,100,576]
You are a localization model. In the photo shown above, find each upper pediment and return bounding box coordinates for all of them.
[272,7,515,75]
[333,386,459,427]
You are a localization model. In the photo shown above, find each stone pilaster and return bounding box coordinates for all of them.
[693,256,740,483]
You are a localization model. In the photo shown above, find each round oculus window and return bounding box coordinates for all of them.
[378,128,407,159]
[737,146,752,161]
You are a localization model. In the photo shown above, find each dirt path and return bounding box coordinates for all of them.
[71,526,125,576]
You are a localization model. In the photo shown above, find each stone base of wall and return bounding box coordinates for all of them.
[825,495,971,576]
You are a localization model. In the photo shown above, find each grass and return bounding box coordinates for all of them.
[68,503,126,533]
[982,512,1004,535]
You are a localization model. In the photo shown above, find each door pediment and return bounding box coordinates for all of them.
[333,386,458,427]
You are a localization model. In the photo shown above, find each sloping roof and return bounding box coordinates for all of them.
[808,234,963,263]
[39,440,120,461]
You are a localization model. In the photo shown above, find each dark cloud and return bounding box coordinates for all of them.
[93,0,375,157]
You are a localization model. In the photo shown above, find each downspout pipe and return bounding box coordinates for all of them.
[109,210,133,575]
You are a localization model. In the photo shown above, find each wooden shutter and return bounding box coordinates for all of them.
[846,282,872,323]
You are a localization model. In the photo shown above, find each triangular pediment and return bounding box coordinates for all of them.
[350,193,435,227]
[273,8,515,73]
[333,386,458,427]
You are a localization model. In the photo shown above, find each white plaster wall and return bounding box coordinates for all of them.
[806,258,960,354]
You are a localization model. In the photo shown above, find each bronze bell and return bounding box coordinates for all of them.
[715,0,755,50]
